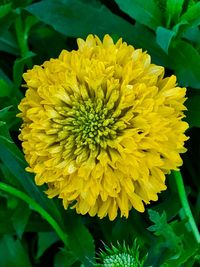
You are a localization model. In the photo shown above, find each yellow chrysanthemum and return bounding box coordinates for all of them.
[18,34,188,220]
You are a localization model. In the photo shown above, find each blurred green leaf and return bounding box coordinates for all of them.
[6,195,18,210]
[26,0,135,42]
[146,209,189,266]
[15,14,38,57]
[162,219,200,266]
[156,26,175,53]
[110,211,150,246]
[0,162,22,188]
[54,249,78,267]
[0,121,13,144]
[166,0,184,27]
[0,106,13,119]
[26,218,52,233]
[29,26,67,62]
[128,23,168,66]
[0,3,12,18]
[0,69,12,84]
[183,26,200,45]
[168,40,200,88]
[0,205,15,234]
[151,191,181,222]
[0,235,32,267]
[13,51,35,88]
[0,79,12,97]
[180,2,200,28]
[111,218,135,243]
[148,209,182,252]
[11,201,31,238]
[0,5,16,34]
[64,214,95,266]
[0,104,20,131]
[0,30,19,55]
[24,15,38,34]
[36,232,59,259]
[0,126,65,230]
[0,105,19,139]
[115,0,162,30]
[0,182,68,247]
[9,0,33,9]
[185,96,200,128]
[172,20,189,37]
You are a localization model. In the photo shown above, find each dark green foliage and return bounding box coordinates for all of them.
[0,0,200,266]
[26,0,135,42]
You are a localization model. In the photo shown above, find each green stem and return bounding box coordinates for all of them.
[15,15,29,57]
[172,170,200,243]
[0,182,68,246]
[15,13,33,68]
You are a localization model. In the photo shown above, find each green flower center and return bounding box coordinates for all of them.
[103,253,138,267]
[71,98,117,150]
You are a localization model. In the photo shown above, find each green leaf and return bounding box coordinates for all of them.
[111,211,150,245]
[148,210,182,250]
[26,218,52,233]
[63,213,95,266]
[0,68,12,84]
[13,51,35,88]
[24,15,38,35]
[11,201,31,238]
[180,2,200,28]
[0,207,14,234]
[115,0,162,30]
[172,20,189,36]
[166,0,184,27]
[0,127,65,230]
[6,195,18,210]
[128,23,168,66]
[36,232,59,259]
[0,235,32,267]
[0,105,13,119]
[15,14,38,58]
[183,26,200,45]
[0,105,19,130]
[0,3,12,18]
[26,0,135,43]
[165,237,200,266]
[0,182,68,247]
[0,162,22,188]
[0,30,19,55]
[29,26,68,62]
[54,249,78,267]
[0,5,16,35]
[0,120,13,143]
[10,0,34,9]
[156,26,175,53]
[167,40,200,88]
[185,96,200,128]
[0,79,12,97]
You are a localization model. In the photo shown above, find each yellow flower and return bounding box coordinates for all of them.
[18,34,188,220]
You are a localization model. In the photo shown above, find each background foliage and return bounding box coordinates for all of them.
[0,0,200,266]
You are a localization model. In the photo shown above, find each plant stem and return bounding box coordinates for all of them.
[0,182,68,246]
[172,170,200,243]
[15,12,33,68]
[15,14,29,58]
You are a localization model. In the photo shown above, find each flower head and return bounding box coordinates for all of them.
[18,34,188,220]
[95,240,146,267]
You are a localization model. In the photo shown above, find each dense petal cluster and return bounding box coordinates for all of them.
[18,34,188,220]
